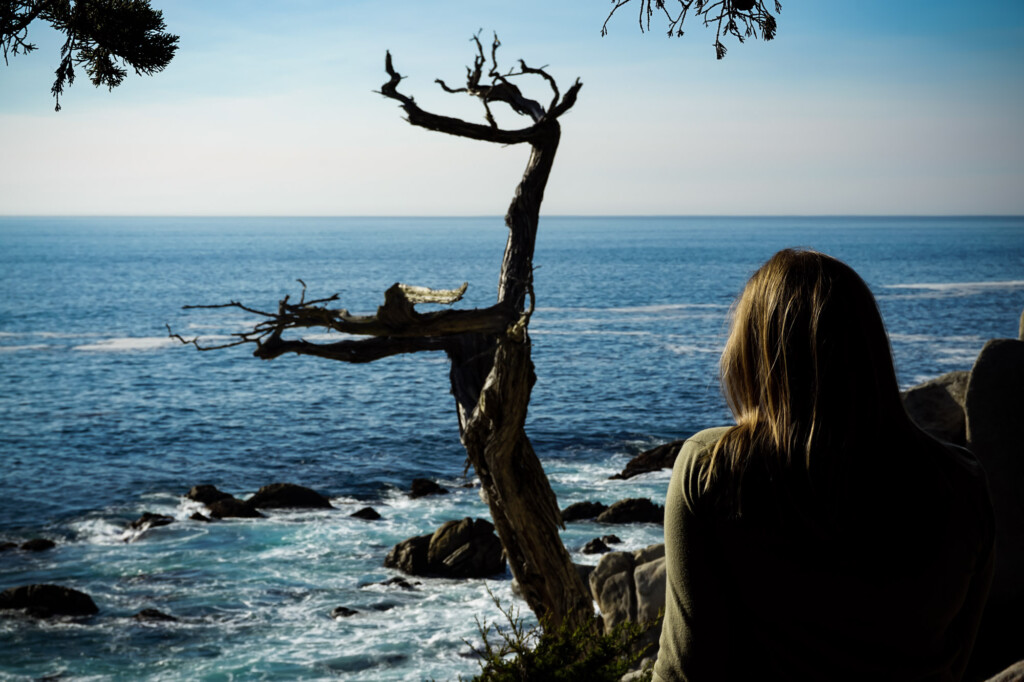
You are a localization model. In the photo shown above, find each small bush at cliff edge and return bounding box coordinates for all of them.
[463,590,655,681]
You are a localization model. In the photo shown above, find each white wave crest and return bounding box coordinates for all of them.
[538,303,728,314]
[73,337,177,352]
[0,344,49,352]
[882,280,1024,298]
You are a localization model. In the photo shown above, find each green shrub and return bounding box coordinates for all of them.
[464,591,655,682]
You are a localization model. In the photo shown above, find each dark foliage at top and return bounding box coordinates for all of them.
[603,0,782,59]
[1,0,178,110]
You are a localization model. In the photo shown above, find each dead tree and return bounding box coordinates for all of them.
[171,35,591,629]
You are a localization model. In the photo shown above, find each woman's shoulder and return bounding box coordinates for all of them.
[671,426,733,509]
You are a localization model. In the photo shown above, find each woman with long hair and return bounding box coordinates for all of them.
[653,249,994,681]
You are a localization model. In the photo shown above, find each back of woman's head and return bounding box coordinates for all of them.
[712,249,906,492]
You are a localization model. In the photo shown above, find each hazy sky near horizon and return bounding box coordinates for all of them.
[2,1,1023,216]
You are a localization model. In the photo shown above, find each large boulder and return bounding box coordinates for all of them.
[385,518,505,579]
[384,534,431,575]
[596,498,664,525]
[589,551,637,632]
[0,584,99,617]
[902,370,970,445]
[610,440,685,480]
[20,538,55,552]
[588,544,667,660]
[965,338,1024,677]
[247,483,333,509]
[986,660,1024,682]
[561,501,607,522]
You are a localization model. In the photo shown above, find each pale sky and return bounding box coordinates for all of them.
[1,0,1022,216]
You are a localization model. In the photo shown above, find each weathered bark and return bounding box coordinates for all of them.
[171,36,591,630]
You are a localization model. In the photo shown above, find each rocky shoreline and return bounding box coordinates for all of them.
[2,314,1021,681]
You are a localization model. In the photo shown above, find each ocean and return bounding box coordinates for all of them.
[1,216,1022,680]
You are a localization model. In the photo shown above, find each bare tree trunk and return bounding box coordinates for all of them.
[172,37,592,630]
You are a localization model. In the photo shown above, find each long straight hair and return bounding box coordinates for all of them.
[707,249,908,508]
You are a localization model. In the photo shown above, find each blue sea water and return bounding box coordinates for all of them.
[0,215,1022,680]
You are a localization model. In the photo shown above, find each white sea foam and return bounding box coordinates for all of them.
[665,343,720,355]
[0,344,50,352]
[881,280,1024,299]
[539,303,727,314]
[73,337,178,352]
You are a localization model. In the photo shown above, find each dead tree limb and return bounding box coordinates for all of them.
[171,36,591,630]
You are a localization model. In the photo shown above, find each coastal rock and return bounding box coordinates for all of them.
[902,370,969,445]
[966,338,1024,606]
[965,337,1024,676]
[0,584,99,617]
[610,440,685,480]
[247,483,333,509]
[375,577,420,590]
[133,608,177,622]
[634,557,667,624]
[189,512,212,523]
[350,507,381,520]
[385,518,505,579]
[128,513,175,531]
[427,518,505,578]
[0,542,16,552]
[582,538,611,555]
[384,534,431,575]
[207,498,263,519]
[596,498,664,525]
[331,606,359,618]
[986,660,1024,682]
[561,501,608,522]
[409,478,449,499]
[602,535,622,545]
[590,552,637,631]
[20,538,55,552]
[186,485,233,506]
[589,544,667,658]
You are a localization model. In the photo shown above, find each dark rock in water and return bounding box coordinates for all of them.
[20,538,55,552]
[902,370,970,445]
[596,498,664,525]
[186,485,233,506]
[602,535,622,545]
[561,501,608,522]
[350,507,381,520]
[331,606,359,618]
[369,601,397,612]
[128,513,175,531]
[189,512,212,523]
[384,534,431,575]
[0,584,98,617]
[610,440,685,480]
[207,498,263,519]
[582,538,611,554]
[133,608,177,622]
[247,483,333,509]
[385,517,505,579]
[376,577,420,590]
[427,518,505,578]
[409,478,449,499]
[0,542,17,552]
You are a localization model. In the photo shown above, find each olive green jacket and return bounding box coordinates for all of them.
[654,426,994,682]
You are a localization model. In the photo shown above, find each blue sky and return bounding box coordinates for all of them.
[1,0,1022,215]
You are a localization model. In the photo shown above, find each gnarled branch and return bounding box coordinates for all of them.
[379,34,582,144]
[169,280,516,359]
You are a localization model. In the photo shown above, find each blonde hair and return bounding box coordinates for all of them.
[707,249,906,506]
